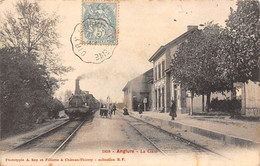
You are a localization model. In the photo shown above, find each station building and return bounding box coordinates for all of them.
[122,69,153,111]
[148,26,199,114]
[123,25,234,115]
[148,26,230,114]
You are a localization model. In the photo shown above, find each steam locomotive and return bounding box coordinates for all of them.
[65,79,99,120]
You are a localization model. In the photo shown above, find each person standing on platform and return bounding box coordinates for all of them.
[138,103,143,114]
[169,100,177,120]
[112,104,116,115]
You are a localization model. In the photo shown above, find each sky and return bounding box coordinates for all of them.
[0,0,237,102]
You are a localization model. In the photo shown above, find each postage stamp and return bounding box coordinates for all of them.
[70,0,118,64]
[82,1,118,45]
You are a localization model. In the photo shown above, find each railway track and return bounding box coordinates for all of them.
[7,117,91,157]
[118,111,228,159]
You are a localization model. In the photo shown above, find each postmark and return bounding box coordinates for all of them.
[70,0,118,64]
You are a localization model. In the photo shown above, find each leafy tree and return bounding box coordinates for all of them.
[217,0,260,87]
[172,0,260,113]
[172,23,230,112]
[0,0,70,137]
[0,0,72,82]
[0,48,59,136]
[48,98,64,119]
[0,0,58,55]
[64,89,73,107]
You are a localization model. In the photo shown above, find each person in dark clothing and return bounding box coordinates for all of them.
[100,103,104,117]
[112,104,116,115]
[138,103,143,114]
[169,100,177,120]
[123,107,129,115]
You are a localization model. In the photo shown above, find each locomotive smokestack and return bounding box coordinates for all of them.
[75,79,80,95]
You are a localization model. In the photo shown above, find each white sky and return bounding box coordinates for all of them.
[0,0,237,102]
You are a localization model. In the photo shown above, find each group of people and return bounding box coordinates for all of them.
[100,103,117,118]
[137,100,177,120]
[99,100,176,120]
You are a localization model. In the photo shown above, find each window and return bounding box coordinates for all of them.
[162,61,165,77]
[155,90,157,108]
[158,89,161,108]
[158,64,161,79]
[154,66,157,81]
[162,87,165,107]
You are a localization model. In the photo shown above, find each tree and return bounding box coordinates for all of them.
[172,23,230,112]
[0,48,59,136]
[0,0,71,137]
[48,98,64,119]
[0,0,58,55]
[0,0,72,81]
[64,89,73,107]
[217,0,260,88]
[171,0,260,113]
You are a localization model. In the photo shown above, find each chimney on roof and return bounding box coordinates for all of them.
[187,25,198,31]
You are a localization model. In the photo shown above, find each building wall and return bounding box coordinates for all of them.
[168,45,177,62]
[170,75,187,114]
[123,69,153,111]
[148,85,153,110]
[235,81,260,117]
[149,26,240,115]
[245,81,260,117]
[152,45,188,113]
[186,92,231,113]
[150,27,199,114]
[167,44,187,114]
[123,86,132,109]
[152,53,167,112]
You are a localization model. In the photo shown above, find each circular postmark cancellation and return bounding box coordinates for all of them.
[70,21,117,64]
[70,1,118,64]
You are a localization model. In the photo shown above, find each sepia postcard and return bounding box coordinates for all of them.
[0,0,259,165]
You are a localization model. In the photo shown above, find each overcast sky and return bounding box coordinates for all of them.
[0,0,237,102]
